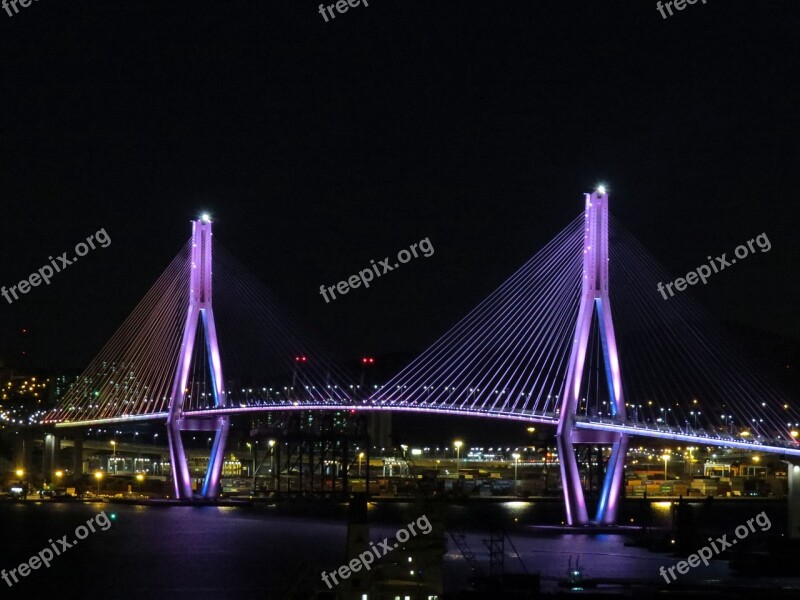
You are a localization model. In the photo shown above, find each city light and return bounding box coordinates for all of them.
[454,440,463,474]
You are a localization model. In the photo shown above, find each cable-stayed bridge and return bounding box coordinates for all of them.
[47,193,800,523]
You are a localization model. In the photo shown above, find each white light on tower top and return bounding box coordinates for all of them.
[201,213,211,223]
[596,185,607,195]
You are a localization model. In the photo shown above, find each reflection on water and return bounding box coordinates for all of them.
[0,499,792,599]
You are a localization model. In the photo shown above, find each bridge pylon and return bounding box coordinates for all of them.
[166,216,230,499]
[556,189,628,525]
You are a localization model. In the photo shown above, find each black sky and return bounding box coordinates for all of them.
[1,0,799,380]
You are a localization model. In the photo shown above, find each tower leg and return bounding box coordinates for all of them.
[201,417,230,498]
[557,434,589,525]
[595,434,628,524]
[167,422,193,499]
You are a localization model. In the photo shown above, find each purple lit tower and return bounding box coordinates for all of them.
[166,215,230,499]
[556,189,629,525]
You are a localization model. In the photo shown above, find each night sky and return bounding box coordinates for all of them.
[2,0,799,422]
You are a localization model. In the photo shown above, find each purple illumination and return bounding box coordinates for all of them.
[368,215,586,416]
[166,218,230,500]
[48,189,800,522]
[53,404,800,458]
[557,191,628,525]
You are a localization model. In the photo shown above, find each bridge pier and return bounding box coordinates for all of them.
[72,436,84,477]
[42,432,59,485]
[14,429,34,477]
[787,462,800,538]
[557,427,628,524]
[166,216,230,500]
[557,188,628,525]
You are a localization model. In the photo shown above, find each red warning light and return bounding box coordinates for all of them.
[362,357,375,365]
[295,355,308,363]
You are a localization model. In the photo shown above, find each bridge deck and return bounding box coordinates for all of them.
[52,404,800,457]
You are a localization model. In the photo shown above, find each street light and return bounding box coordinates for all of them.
[358,452,365,477]
[94,471,104,496]
[111,440,117,474]
[15,469,25,499]
[512,452,520,496]
[268,439,276,489]
[661,454,670,480]
[454,440,463,474]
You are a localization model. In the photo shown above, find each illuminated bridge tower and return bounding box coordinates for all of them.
[556,189,628,525]
[167,216,230,499]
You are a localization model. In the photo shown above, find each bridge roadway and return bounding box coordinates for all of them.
[53,403,800,458]
[57,439,205,459]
